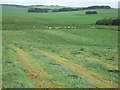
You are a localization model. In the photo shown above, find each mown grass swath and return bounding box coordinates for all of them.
[2,4,119,88]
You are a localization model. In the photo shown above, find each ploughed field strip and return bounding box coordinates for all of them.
[11,46,62,88]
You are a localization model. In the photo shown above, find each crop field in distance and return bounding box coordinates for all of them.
[1,4,119,88]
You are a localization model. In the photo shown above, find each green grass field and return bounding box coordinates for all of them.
[2,5,119,88]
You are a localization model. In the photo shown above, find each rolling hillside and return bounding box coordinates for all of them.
[2,4,119,88]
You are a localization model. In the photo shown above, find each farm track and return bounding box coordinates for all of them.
[11,46,62,88]
[33,48,118,88]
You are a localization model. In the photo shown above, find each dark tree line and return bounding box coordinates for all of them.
[31,5,44,6]
[112,18,120,25]
[28,8,52,13]
[27,5,111,13]
[85,6,111,9]
[96,18,120,25]
[52,6,111,12]
[53,8,78,12]
[85,11,97,14]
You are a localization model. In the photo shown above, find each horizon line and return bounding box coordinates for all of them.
[1,3,118,8]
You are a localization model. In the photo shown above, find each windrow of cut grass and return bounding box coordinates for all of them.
[2,45,33,88]
[3,27,118,88]
[24,46,96,88]
[11,46,61,88]
[32,47,118,88]
[2,5,119,88]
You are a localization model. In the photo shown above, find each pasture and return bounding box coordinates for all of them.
[2,5,119,88]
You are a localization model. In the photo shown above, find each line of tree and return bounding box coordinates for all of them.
[27,5,111,13]
[30,5,44,6]
[85,11,97,14]
[52,6,111,12]
[85,6,111,9]
[53,8,77,12]
[96,18,120,25]
[28,8,52,13]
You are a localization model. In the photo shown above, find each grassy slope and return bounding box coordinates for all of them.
[2,5,119,88]
[2,5,118,30]
[3,28,118,88]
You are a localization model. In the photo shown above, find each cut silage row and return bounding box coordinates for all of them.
[3,29,118,88]
[2,45,33,88]
[11,45,96,88]
[10,44,118,88]
[10,46,62,88]
[74,54,118,70]
[32,47,118,88]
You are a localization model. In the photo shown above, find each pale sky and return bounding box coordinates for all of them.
[1,0,120,8]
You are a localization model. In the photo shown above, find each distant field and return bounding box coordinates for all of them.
[2,5,118,30]
[2,5,119,88]
[31,5,68,9]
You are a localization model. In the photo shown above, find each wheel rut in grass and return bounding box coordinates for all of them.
[33,48,118,88]
[11,46,62,88]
